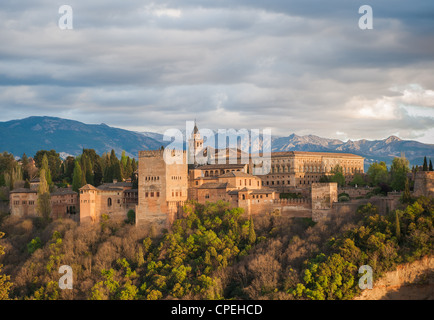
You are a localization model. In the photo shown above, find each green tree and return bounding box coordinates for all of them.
[0,232,12,300]
[27,237,42,254]
[330,165,346,187]
[37,169,51,220]
[248,217,256,244]
[34,150,61,182]
[429,159,433,171]
[41,154,52,185]
[72,161,84,192]
[367,161,388,186]
[350,173,366,187]
[422,156,428,171]
[390,157,410,191]
[400,178,412,204]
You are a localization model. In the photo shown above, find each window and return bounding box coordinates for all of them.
[156,192,160,197]
[151,192,154,197]
[108,198,112,206]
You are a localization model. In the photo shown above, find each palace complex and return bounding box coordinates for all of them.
[15,123,433,228]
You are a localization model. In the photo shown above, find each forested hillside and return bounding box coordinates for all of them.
[0,196,432,300]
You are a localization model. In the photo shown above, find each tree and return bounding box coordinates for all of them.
[34,150,61,182]
[350,173,365,187]
[0,232,12,300]
[64,156,75,182]
[367,161,388,186]
[330,165,345,187]
[41,154,52,186]
[390,157,410,191]
[400,178,412,204]
[22,153,30,181]
[72,161,84,192]
[248,217,256,245]
[422,156,428,171]
[37,169,51,220]
[429,159,433,172]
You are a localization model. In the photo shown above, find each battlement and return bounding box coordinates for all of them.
[273,198,310,205]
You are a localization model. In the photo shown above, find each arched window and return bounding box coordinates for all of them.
[108,198,112,207]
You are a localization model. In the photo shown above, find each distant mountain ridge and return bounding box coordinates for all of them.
[0,116,432,167]
[0,116,164,159]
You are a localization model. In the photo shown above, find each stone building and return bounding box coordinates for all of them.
[413,171,434,198]
[9,187,78,220]
[50,188,79,220]
[135,149,188,228]
[79,181,135,223]
[258,151,364,192]
[9,188,38,217]
[311,182,338,221]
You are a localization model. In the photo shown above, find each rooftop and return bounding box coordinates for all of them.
[51,188,77,196]
[10,188,37,194]
[198,182,236,189]
[218,171,255,178]
[198,163,246,170]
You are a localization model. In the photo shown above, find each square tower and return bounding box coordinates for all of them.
[136,149,188,228]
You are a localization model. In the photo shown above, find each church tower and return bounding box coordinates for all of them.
[188,121,204,166]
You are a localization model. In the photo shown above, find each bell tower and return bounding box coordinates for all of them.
[188,120,204,166]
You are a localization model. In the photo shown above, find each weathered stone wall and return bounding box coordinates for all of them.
[136,150,188,228]
[414,171,434,198]
[9,192,38,218]
[311,182,338,221]
[338,187,373,198]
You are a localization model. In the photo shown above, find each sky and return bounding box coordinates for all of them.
[0,0,433,143]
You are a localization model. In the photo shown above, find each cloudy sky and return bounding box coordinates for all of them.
[0,0,433,143]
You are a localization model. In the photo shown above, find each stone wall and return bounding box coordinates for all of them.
[414,171,434,198]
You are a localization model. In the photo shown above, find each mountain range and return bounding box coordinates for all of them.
[0,116,432,168]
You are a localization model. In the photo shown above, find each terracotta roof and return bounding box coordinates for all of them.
[79,184,98,191]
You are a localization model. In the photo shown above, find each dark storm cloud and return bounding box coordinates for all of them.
[0,0,433,143]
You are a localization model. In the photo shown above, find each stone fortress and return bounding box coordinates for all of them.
[132,123,366,228]
[10,123,434,227]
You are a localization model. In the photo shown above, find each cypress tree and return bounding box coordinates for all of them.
[37,169,51,220]
[422,156,428,171]
[248,217,256,244]
[430,159,433,171]
[72,161,84,192]
[395,211,401,241]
